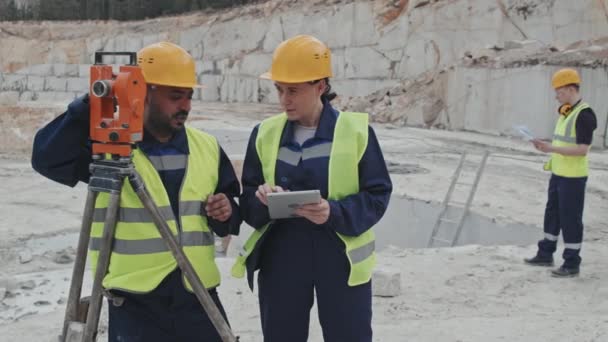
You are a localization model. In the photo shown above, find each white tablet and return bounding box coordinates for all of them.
[267,190,322,219]
[513,125,536,141]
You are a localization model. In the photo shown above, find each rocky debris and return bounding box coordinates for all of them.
[337,34,608,128]
[464,48,498,63]
[463,37,608,69]
[53,249,74,264]
[564,37,608,51]
[19,280,36,290]
[337,69,449,127]
[33,300,51,306]
[18,249,33,264]
[372,268,402,297]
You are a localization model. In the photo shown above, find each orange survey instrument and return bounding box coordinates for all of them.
[62,52,237,342]
[89,52,147,157]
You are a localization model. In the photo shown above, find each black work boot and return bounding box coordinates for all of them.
[523,255,554,267]
[551,266,580,278]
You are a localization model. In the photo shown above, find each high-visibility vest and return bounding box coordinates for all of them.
[89,126,221,293]
[545,102,590,178]
[232,112,376,286]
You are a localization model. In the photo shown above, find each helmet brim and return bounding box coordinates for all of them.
[259,71,332,84]
[147,82,205,89]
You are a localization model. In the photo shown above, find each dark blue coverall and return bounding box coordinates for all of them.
[537,101,597,269]
[240,99,393,342]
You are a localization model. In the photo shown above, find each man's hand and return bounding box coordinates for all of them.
[532,139,553,153]
[255,183,287,206]
[205,193,232,222]
[294,199,331,225]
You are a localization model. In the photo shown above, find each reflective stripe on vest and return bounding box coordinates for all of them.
[276,142,334,166]
[552,103,589,144]
[90,231,215,254]
[92,200,207,223]
[147,154,188,171]
[232,112,375,287]
[349,240,376,263]
[547,102,590,178]
[89,126,221,293]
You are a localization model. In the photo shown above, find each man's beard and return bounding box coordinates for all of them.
[146,103,189,137]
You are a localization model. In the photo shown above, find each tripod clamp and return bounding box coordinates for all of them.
[89,154,144,194]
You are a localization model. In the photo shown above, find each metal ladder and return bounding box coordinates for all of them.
[427,151,489,248]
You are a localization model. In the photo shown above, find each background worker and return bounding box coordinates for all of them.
[524,68,597,278]
[31,42,241,341]
[232,35,392,341]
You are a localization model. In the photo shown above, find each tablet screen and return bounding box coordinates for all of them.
[266,190,321,219]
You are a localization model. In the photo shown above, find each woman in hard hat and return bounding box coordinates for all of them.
[232,35,393,341]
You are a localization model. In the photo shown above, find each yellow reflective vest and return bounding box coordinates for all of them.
[545,102,590,178]
[232,112,376,287]
[89,126,221,293]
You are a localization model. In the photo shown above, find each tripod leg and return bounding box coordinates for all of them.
[129,173,237,342]
[83,189,122,342]
[61,190,98,341]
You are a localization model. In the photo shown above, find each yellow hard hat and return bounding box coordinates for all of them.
[551,68,581,89]
[137,42,202,88]
[261,35,332,83]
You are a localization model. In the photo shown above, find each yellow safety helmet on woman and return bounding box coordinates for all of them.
[552,68,581,89]
[261,35,333,83]
[137,41,202,88]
